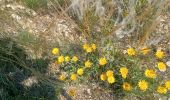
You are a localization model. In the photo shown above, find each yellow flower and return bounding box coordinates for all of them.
[68,89,76,97]
[127,48,136,56]
[106,70,114,77]
[58,56,65,63]
[107,76,115,84]
[165,80,170,90]
[123,82,132,91]
[138,80,148,91]
[70,74,77,81]
[120,67,128,79]
[85,60,92,68]
[100,73,107,81]
[52,48,59,55]
[77,68,84,76]
[72,56,78,62]
[155,50,164,59]
[157,62,166,72]
[140,47,150,55]
[91,44,97,51]
[65,56,70,62]
[83,43,89,50]
[144,69,157,79]
[157,86,167,94]
[59,74,65,81]
[99,57,107,66]
[86,47,93,53]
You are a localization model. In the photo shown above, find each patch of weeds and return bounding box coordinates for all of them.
[0,37,61,100]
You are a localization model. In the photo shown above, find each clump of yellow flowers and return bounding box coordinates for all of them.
[52,44,170,96]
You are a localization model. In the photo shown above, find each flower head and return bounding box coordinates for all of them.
[106,70,114,77]
[155,50,164,59]
[72,56,78,62]
[70,74,77,81]
[65,56,70,62]
[91,44,96,51]
[83,43,89,50]
[127,48,136,56]
[77,68,84,76]
[157,62,166,72]
[100,73,107,81]
[86,47,93,53]
[120,67,128,79]
[99,57,107,66]
[138,80,148,91]
[58,56,65,63]
[107,76,115,84]
[157,86,167,94]
[165,80,170,90]
[59,74,65,81]
[85,60,92,68]
[52,48,59,55]
[140,47,150,55]
[68,88,76,97]
[123,82,132,91]
[144,69,157,79]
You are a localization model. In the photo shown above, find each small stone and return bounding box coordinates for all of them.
[166,61,170,67]
[87,89,91,95]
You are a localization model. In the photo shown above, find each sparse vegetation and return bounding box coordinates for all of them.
[0,0,170,99]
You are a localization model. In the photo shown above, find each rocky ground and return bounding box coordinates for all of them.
[0,0,170,100]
